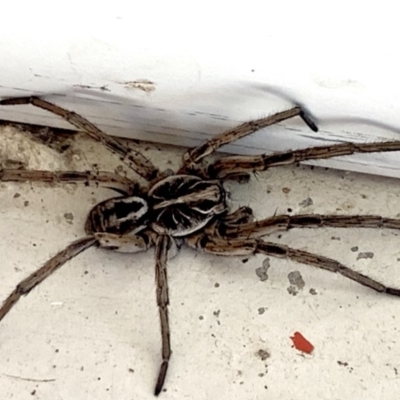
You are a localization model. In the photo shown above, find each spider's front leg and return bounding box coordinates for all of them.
[179,106,317,174]
[207,137,400,179]
[222,213,400,238]
[0,96,160,181]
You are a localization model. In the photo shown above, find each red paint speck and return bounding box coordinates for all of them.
[290,331,314,354]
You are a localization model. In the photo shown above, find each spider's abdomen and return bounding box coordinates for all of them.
[85,196,149,235]
[149,175,227,236]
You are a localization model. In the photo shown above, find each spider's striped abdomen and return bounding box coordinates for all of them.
[85,196,149,235]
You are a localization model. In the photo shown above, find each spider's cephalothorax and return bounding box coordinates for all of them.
[2,96,400,396]
[149,175,227,236]
[86,174,228,240]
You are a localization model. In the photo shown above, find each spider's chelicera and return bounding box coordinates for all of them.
[1,96,400,396]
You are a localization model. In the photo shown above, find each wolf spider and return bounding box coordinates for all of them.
[1,96,400,395]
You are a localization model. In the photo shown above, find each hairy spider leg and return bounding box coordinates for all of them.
[0,96,160,181]
[179,106,317,173]
[0,237,96,323]
[154,235,172,396]
[185,235,400,297]
[223,214,400,238]
[208,140,400,179]
[0,169,141,195]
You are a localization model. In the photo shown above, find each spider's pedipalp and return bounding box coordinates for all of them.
[204,206,255,238]
[94,231,153,253]
[0,96,160,181]
[219,206,254,225]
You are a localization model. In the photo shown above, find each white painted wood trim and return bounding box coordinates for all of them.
[1,1,400,178]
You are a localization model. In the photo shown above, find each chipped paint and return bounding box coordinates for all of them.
[121,79,156,92]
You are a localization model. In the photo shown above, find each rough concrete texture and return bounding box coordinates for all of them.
[1,123,400,399]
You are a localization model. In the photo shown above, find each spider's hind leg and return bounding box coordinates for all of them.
[0,96,160,181]
[0,168,140,195]
[0,236,96,323]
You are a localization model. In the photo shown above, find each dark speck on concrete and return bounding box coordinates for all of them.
[357,252,374,260]
[256,258,271,281]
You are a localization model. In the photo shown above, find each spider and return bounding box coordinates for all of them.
[1,96,400,396]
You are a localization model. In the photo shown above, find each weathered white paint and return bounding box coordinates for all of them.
[1,2,400,177]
